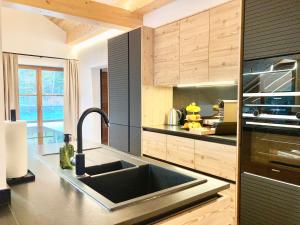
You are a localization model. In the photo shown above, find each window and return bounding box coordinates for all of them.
[18,65,64,144]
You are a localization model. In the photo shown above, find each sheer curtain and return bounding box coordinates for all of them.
[2,53,19,120]
[64,59,79,139]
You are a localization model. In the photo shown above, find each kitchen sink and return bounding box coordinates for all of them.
[79,164,207,210]
[85,160,136,176]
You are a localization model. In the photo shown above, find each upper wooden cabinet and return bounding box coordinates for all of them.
[154,21,180,86]
[153,0,241,86]
[180,11,209,84]
[209,0,241,81]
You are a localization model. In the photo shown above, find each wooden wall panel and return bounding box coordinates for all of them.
[141,26,173,127]
[142,27,154,86]
[142,85,173,126]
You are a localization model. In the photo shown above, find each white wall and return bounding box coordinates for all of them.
[75,41,108,143]
[18,55,65,68]
[1,6,112,144]
[143,0,230,28]
[1,7,73,58]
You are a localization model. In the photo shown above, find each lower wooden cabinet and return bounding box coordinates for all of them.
[142,131,167,160]
[155,195,233,225]
[142,131,237,182]
[166,136,195,169]
[195,140,237,181]
[142,131,237,224]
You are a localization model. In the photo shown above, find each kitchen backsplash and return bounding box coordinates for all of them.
[173,86,238,117]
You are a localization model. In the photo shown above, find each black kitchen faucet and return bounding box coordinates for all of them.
[76,107,110,176]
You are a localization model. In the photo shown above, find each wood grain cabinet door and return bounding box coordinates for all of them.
[154,22,180,86]
[209,0,241,82]
[195,140,237,181]
[142,131,167,160]
[166,136,195,169]
[180,11,209,84]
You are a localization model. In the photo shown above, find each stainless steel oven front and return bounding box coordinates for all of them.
[241,54,300,185]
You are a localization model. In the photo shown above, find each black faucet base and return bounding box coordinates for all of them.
[76,153,85,176]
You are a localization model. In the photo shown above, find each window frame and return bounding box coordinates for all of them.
[18,65,64,144]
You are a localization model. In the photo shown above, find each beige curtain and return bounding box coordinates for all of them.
[64,59,79,139]
[0,52,4,122]
[2,53,19,120]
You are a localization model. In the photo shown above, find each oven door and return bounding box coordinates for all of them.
[241,122,300,185]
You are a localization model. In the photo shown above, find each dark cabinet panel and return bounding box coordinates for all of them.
[129,29,141,127]
[108,33,129,125]
[108,28,142,155]
[129,126,141,156]
[109,124,128,153]
[240,173,300,225]
[244,0,300,60]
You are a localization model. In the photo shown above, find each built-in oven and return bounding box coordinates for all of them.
[241,54,300,185]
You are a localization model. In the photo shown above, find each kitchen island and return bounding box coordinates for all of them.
[0,143,230,225]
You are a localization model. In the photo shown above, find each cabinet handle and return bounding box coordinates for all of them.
[246,121,300,129]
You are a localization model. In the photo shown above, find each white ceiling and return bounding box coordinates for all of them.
[92,0,155,11]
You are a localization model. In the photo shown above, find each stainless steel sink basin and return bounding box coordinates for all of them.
[85,160,136,176]
[78,164,207,210]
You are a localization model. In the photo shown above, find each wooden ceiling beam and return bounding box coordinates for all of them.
[5,0,143,28]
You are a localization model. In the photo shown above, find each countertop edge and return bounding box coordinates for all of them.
[143,126,237,146]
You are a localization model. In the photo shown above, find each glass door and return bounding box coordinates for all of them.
[19,68,38,143]
[18,65,64,144]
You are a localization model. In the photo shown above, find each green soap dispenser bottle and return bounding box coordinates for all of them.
[60,134,75,169]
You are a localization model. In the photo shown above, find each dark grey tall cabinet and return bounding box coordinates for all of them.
[108,28,141,156]
[243,0,300,60]
[240,1,300,224]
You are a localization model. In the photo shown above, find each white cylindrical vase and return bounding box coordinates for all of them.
[5,121,28,179]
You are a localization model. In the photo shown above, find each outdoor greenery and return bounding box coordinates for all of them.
[19,68,64,122]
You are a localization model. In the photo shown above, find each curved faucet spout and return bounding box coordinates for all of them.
[76,107,109,175]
